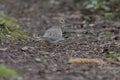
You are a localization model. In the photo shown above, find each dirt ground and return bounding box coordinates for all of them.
[0,0,120,80]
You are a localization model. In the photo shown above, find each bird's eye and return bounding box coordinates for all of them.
[60,19,64,23]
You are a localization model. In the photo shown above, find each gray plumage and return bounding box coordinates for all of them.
[42,17,65,43]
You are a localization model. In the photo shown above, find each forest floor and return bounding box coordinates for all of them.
[0,0,120,80]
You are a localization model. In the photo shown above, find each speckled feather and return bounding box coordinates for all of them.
[42,17,65,43]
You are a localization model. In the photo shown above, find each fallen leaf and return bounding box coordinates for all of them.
[68,58,105,64]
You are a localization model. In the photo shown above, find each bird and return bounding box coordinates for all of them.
[41,17,65,44]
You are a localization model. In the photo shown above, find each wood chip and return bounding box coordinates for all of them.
[0,48,8,51]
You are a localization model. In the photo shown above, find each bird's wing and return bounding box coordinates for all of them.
[43,27,63,39]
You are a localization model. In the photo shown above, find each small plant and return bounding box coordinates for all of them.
[107,53,120,59]
[82,0,120,19]
[82,0,110,11]
[100,32,111,40]
[0,65,19,79]
[0,12,28,40]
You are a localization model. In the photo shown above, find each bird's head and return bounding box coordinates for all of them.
[53,17,65,27]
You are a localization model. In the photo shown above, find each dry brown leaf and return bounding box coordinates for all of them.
[68,58,105,64]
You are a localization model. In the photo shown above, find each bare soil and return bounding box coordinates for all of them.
[0,0,120,80]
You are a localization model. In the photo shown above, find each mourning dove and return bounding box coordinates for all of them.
[41,17,65,44]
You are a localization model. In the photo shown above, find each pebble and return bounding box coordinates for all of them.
[21,46,29,51]
[35,58,41,62]
[89,23,94,27]
[117,57,120,61]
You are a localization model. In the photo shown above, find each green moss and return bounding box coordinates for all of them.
[0,65,18,79]
[107,54,120,59]
[0,12,29,40]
